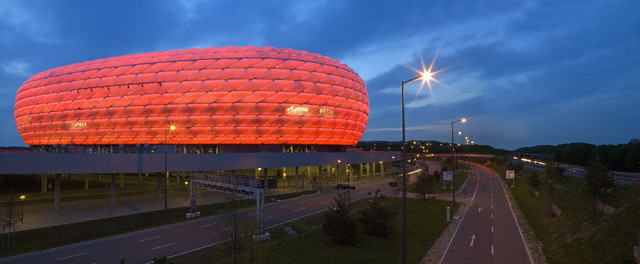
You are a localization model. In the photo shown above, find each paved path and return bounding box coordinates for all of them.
[440,162,532,264]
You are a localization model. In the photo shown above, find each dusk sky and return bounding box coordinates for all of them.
[1,0,639,150]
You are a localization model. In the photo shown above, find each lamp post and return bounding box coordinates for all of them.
[451,118,466,206]
[19,195,25,224]
[401,72,432,264]
[164,125,175,225]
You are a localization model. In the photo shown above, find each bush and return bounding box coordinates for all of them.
[358,189,398,238]
[322,193,357,245]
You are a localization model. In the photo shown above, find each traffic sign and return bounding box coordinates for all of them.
[443,171,453,181]
[506,170,515,179]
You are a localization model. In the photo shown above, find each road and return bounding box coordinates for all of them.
[0,179,398,264]
[441,162,532,264]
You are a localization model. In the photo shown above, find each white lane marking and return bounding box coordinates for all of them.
[491,226,494,233]
[279,204,290,209]
[478,207,482,213]
[151,243,175,250]
[321,200,329,204]
[469,234,476,247]
[491,205,494,209]
[215,228,231,234]
[491,213,494,219]
[198,223,213,229]
[138,236,161,242]
[265,216,273,220]
[56,253,86,260]
[491,245,494,255]
[294,207,305,212]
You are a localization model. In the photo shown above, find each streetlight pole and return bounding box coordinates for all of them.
[451,118,466,206]
[401,74,428,264]
[164,125,175,225]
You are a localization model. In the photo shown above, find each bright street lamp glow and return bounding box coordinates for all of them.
[170,125,176,131]
[461,118,467,123]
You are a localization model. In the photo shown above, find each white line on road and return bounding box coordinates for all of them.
[138,236,161,242]
[266,216,273,220]
[321,200,329,204]
[294,207,305,212]
[279,204,290,209]
[56,252,86,260]
[151,243,175,250]
[469,234,476,247]
[215,228,232,234]
[478,207,482,213]
[491,245,494,255]
[491,226,494,233]
[491,205,494,209]
[491,213,494,219]
[198,224,213,229]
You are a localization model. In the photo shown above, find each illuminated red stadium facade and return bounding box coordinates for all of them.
[14,47,369,150]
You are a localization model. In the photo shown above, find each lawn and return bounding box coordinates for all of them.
[174,198,458,264]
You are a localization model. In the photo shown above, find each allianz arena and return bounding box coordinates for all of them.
[14,46,369,148]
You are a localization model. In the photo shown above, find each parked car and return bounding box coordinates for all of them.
[335,183,356,190]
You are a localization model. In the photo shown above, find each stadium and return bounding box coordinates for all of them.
[3,47,399,212]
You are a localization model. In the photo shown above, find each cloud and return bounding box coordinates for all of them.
[1,61,30,77]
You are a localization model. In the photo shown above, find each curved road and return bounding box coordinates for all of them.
[441,162,532,264]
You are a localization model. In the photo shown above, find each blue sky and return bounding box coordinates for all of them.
[1,0,639,149]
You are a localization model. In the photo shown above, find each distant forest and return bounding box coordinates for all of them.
[356,139,640,172]
[516,139,640,172]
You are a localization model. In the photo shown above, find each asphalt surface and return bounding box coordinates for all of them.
[0,178,400,264]
[441,162,532,264]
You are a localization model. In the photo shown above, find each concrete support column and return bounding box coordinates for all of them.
[360,164,364,180]
[366,163,371,178]
[157,173,162,201]
[85,174,89,190]
[41,174,47,193]
[119,173,124,188]
[54,174,61,210]
[138,173,142,182]
[318,165,323,187]
[110,173,116,206]
[295,166,299,189]
[381,162,385,177]
[264,168,269,191]
[336,164,340,184]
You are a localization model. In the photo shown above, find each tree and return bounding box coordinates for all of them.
[525,170,541,197]
[545,163,565,216]
[224,188,263,264]
[152,255,174,264]
[1,192,23,249]
[322,193,357,245]
[584,156,613,215]
[358,189,398,238]
[415,170,439,200]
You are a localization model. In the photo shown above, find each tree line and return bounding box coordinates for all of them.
[516,139,640,172]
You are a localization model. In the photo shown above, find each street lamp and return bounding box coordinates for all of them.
[164,125,175,225]
[184,181,189,202]
[451,118,466,206]
[19,195,25,224]
[401,71,432,264]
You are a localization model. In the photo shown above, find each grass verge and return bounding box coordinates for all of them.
[173,198,458,264]
[489,163,640,263]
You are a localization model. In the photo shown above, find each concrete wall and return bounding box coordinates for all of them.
[0,151,400,175]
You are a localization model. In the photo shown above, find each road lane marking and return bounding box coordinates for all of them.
[279,204,290,209]
[321,200,330,204]
[138,236,161,242]
[294,207,305,212]
[215,228,231,234]
[469,234,476,247]
[56,252,86,260]
[198,224,213,229]
[491,205,494,209]
[491,226,494,233]
[478,207,482,213]
[265,216,273,220]
[491,245,494,255]
[491,213,494,219]
[152,243,175,250]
